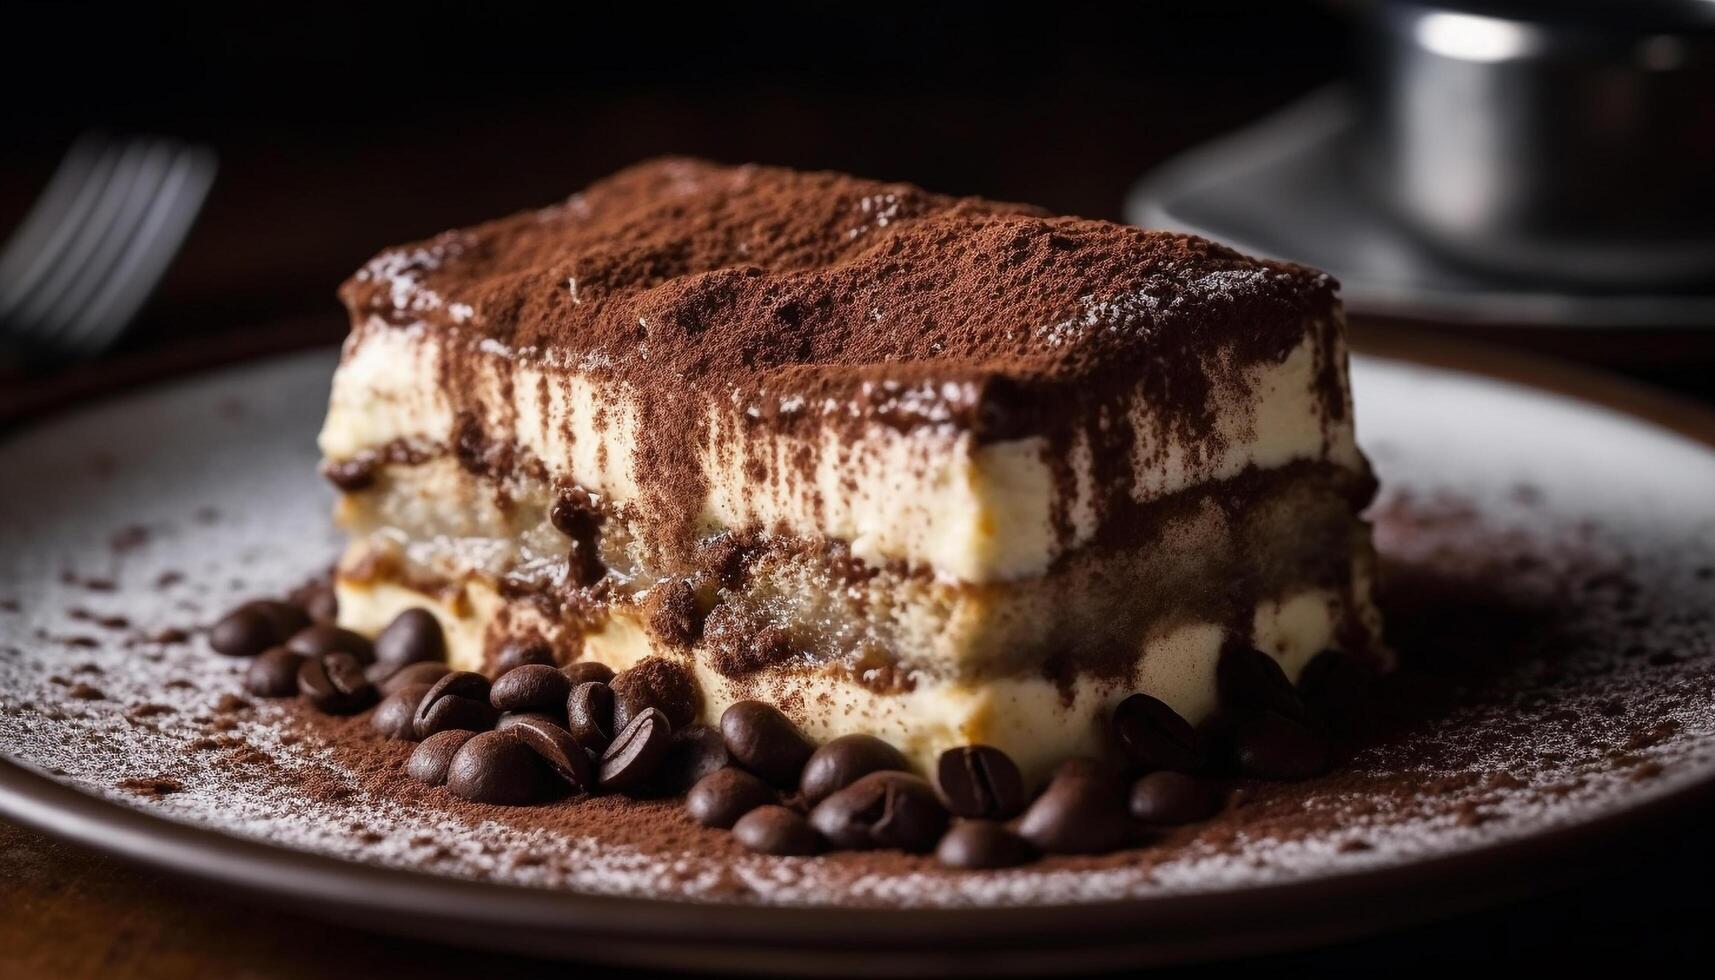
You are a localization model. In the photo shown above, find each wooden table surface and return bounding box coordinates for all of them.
[0,821,716,979]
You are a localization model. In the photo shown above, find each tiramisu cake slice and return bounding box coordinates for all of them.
[319,158,1385,781]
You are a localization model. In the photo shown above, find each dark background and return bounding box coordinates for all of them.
[3,0,1713,972]
[1,0,1347,356]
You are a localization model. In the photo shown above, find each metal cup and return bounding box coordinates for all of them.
[1356,0,1715,287]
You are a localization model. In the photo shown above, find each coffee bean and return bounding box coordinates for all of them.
[800,734,908,803]
[210,607,275,657]
[286,624,375,664]
[407,729,477,785]
[1016,769,1134,854]
[492,638,556,676]
[687,767,777,828]
[1217,644,1304,720]
[296,652,377,715]
[372,683,433,740]
[447,730,552,805]
[1231,710,1329,779]
[732,805,819,856]
[1112,693,1203,773]
[375,660,451,695]
[610,657,702,730]
[490,664,571,714]
[420,671,492,702]
[261,601,311,633]
[934,745,1025,819]
[244,647,305,697]
[298,584,338,623]
[373,608,446,668]
[653,725,731,795]
[496,711,561,732]
[599,707,672,791]
[720,700,814,787]
[561,660,615,686]
[1129,771,1221,825]
[413,671,499,738]
[509,715,594,794]
[936,820,1034,869]
[565,681,617,752]
[210,601,307,657]
[809,771,948,852]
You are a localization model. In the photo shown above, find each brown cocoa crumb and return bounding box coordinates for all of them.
[695,533,751,590]
[611,656,703,730]
[117,777,184,797]
[109,525,151,553]
[1484,771,1525,791]
[214,693,251,714]
[702,607,798,677]
[1623,721,1680,751]
[643,579,701,647]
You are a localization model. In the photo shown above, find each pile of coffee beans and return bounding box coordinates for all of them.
[679,644,1362,867]
[213,590,1363,868]
[686,699,1110,866]
[387,655,702,804]
[216,586,453,717]
[216,589,717,805]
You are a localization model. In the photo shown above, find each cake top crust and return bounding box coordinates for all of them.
[339,157,1339,439]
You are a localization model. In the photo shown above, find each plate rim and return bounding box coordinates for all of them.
[4,329,1715,972]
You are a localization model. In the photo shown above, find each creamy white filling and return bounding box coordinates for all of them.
[335,571,1354,782]
[320,315,1361,583]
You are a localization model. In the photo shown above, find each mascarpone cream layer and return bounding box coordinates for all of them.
[319,316,1362,583]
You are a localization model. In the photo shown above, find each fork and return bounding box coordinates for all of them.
[0,133,216,367]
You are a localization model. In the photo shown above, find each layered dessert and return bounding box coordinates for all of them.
[318,158,1384,781]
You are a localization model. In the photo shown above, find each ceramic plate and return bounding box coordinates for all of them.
[2,338,1714,974]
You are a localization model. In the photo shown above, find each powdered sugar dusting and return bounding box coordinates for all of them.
[1037,267,1313,348]
[2,352,1714,908]
[351,233,471,318]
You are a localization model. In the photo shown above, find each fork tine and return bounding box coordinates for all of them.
[0,135,121,324]
[29,141,175,343]
[5,141,151,336]
[10,141,169,340]
[60,146,217,354]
